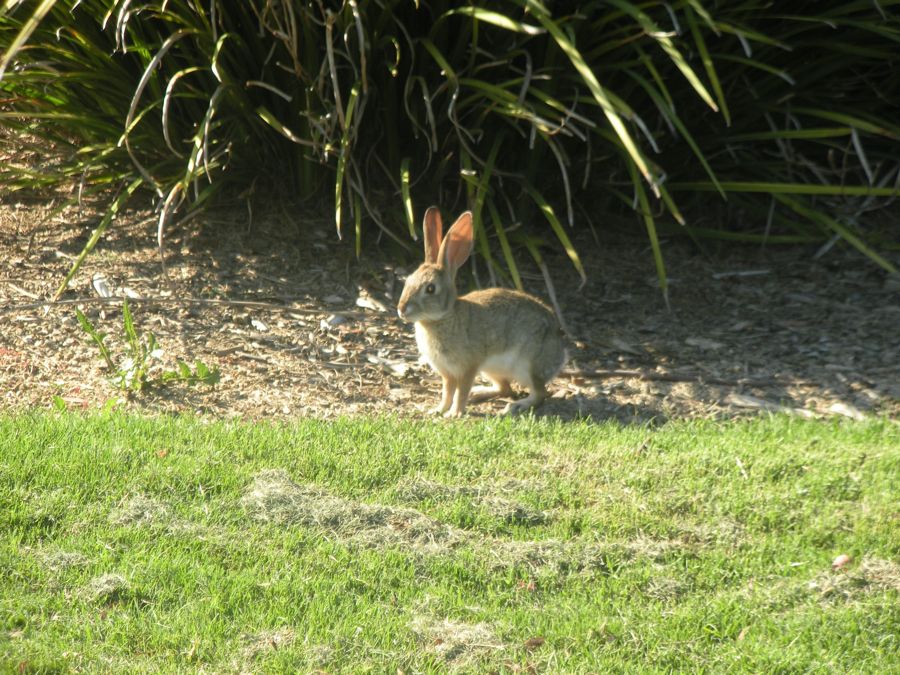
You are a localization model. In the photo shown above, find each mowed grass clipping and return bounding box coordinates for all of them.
[1,413,897,672]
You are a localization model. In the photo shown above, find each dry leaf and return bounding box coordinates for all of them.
[356,294,389,312]
[608,337,641,355]
[685,336,724,350]
[827,402,866,421]
[91,273,113,298]
[882,273,900,292]
[711,269,770,279]
[523,636,545,650]
[726,393,816,418]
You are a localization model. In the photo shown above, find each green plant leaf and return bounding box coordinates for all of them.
[488,199,523,290]
[668,182,900,196]
[627,160,669,309]
[685,5,730,125]
[51,395,67,412]
[121,297,139,358]
[334,83,360,239]
[442,7,545,36]
[0,0,57,80]
[521,0,659,195]
[400,157,415,240]
[53,178,143,301]
[773,194,897,273]
[523,183,586,286]
[74,308,115,370]
[604,0,719,112]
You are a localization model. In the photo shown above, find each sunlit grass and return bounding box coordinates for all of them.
[1,412,897,671]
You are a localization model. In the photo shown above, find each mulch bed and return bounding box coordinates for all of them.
[2,196,898,422]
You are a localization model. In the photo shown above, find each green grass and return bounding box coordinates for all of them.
[1,413,897,672]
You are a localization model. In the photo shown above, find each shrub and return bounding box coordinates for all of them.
[1,1,897,300]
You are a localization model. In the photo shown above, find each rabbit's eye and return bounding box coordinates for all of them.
[425,283,436,295]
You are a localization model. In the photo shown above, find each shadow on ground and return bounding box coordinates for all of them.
[1,197,897,423]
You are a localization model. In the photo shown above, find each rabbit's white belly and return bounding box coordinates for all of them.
[480,350,529,385]
[415,323,527,383]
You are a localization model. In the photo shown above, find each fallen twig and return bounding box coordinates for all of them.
[562,368,799,388]
[726,393,817,418]
[6,282,41,300]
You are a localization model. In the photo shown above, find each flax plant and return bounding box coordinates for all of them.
[1,1,897,302]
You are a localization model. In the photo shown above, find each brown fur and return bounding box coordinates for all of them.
[398,209,566,416]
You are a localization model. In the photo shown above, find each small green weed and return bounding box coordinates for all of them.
[74,298,219,392]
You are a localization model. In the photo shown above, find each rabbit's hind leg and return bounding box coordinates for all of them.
[469,376,513,404]
[501,373,548,415]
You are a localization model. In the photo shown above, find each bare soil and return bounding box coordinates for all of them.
[1,195,898,422]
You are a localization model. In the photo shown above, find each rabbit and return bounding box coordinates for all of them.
[397,206,567,417]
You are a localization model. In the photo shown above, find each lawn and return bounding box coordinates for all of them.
[1,413,897,673]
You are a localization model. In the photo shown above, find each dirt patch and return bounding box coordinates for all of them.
[241,470,692,580]
[486,535,690,579]
[396,478,547,525]
[620,534,687,560]
[410,615,505,670]
[1,198,897,422]
[240,627,297,661]
[108,493,218,542]
[109,494,170,527]
[486,539,612,577]
[678,519,747,547]
[643,569,689,602]
[32,548,90,572]
[241,470,464,553]
[86,573,130,603]
[808,556,900,602]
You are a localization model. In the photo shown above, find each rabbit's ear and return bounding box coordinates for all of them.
[438,211,474,277]
[423,207,443,264]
